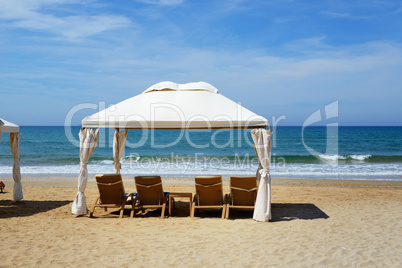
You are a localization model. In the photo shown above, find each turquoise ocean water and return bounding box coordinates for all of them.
[0,126,401,180]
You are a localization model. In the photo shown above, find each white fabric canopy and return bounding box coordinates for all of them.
[143,81,219,93]
[251,128,273,222]
[0,118,23,201]
[82,81,268,129]
[0,118,20,134]
[72,128,99,215]
[74,82,272,219]
[113,130,128,174]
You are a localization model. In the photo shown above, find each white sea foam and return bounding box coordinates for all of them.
[348,155,371,161]
[96,160,114,165]
[1,162,402,180]
[317,154,372,161]
[317,154,346,161]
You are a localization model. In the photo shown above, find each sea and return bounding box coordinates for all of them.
[0,126,401,180]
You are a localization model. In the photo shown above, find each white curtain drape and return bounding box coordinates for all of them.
[72,128,99,215]
[113,130,128,174]
[251,128,273,222]
[10,133,23,201]
[0,121,3,143]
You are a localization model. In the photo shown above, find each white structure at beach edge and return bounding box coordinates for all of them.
[0,118,23,201]
[72,81,273,222]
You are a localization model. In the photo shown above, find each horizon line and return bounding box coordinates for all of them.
[15,125,402,128]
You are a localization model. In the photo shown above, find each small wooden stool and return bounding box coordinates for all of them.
[168,192,193,216]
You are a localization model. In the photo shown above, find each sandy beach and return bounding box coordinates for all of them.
[1,176,401,267]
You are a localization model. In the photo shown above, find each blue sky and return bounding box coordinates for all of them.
[0,0,401,126]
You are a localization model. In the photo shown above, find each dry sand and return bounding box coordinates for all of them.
[1,176,401,267]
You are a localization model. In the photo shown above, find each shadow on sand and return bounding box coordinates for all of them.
[94,200,190,219]
[225,203,329,221]
[271,203,329,222]
[0,199,71,219]
[88,202,330,221]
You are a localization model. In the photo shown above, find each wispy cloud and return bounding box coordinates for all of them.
[320,11,350,18]
[283,36,333,53]
[272,16,298,24]
[253,40,402,77]
[0,0,131,40]
[135,0,184,6]
[1,0,401,125]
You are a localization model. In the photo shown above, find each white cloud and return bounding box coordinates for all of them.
[12,14,130,40]
[0,0,131,40]
[251,41,402,77]
[320,10,375,20]
[0,0,75,19]
[136,0,184,6]
[320,11,350,18]
[2,36,401,125]
[283,36,332,52]
[272,16,298,24]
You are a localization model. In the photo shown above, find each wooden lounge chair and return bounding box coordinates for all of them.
[191,175,226,219]
[89,174,133,218]
[225,176,257,219]
[133,176,168,219]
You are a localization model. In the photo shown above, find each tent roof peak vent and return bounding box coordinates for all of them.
[143,81,218,94]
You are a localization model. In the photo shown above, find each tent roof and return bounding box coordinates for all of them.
[82,81,268,130]
[143,81,219,94]
[0,118,20,133]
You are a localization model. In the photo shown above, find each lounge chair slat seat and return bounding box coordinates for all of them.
[133,176,168,219]
[191,176,226,219]
[89,174,134,218]
[226,176,257,219]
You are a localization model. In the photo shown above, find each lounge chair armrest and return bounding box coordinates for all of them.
[163,193,169,203]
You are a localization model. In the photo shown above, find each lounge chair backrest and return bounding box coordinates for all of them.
[95,174,125,204]
[195,176,223,206]
[135,176,164,205]
[230,176,257,206]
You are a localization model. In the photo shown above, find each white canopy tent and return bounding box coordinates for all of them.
[0,118,23,201]
[72,81,273,221]
[82,81,268,130]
